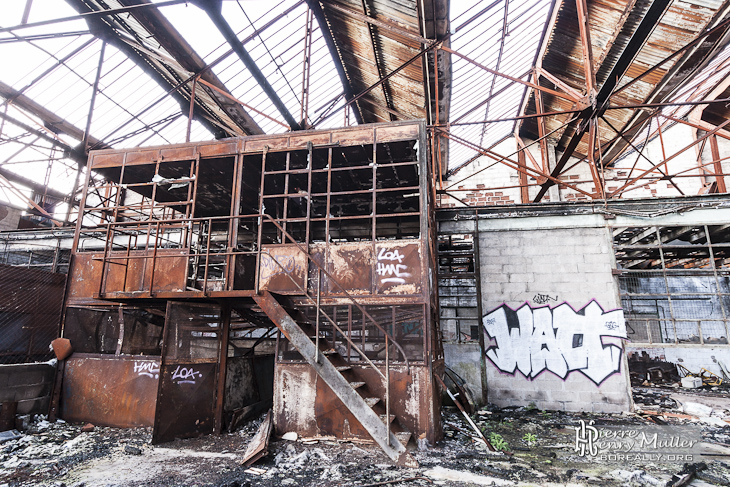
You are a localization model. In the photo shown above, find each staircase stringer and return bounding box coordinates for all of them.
[253,291,417,467]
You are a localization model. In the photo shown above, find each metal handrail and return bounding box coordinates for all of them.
[262,251,388,380]
[87,210,412,447]
[86,212,411,369]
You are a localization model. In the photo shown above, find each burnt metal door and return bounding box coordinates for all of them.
[152,302,223,443]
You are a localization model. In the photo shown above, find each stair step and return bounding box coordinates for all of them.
[379,414,396,424]
[322,349,339,355]
[349,381,366,390]
[363,397,380,407]
[395,431,412,447]
[336,366,352,372]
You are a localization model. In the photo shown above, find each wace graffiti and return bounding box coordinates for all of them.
[483,300,626,385]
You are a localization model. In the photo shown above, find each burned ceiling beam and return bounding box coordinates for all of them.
[116,0,264,136]
[533,0,672,202]
[198,0,301,131]
[306,0,364,125]
[64,0,239,140]
[0,80,109,152]
[0,166,70,202]
[600,10,730,165]
[0,110,86,165]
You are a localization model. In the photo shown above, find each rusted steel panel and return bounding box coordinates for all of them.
[149,249,188,294]
[275,363,440,444]
[60,354,160,428]
[331,127,374,145]
[125,150,159,166]
[99,249,188,295]
[152,361,217,443]
[244,136,289,152]
[102,251,145,294]
[91,152,124,169]
[198,141,237,158]
[241,410,273,467]
[326,244,373,295]
[375,242,422,295]
[66,253,103,300]
[376,124,420,143]
[258,245,307,293]
[289,132,332,148]
[160,146,196,161]
[272,363,318,436]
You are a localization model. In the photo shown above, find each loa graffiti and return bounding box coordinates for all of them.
[483,300,626,385]
[171,365,203,385]
[376,248,411,285]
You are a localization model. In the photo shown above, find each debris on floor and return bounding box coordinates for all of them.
[1,387,730,487]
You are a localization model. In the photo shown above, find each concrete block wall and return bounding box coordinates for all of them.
[478,224,632,413]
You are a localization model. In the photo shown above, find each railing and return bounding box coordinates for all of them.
[84,212,413,448]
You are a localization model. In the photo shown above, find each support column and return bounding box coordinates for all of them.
[546,139,561,202]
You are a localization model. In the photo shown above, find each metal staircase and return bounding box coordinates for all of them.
[253,291,417,467]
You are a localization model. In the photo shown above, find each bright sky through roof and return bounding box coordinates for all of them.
[0,0,553,221]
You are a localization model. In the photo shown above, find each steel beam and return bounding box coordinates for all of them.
[306,0,364,125]
[533,0,673,202]
[0,0,188,34]
[200,0,301,131]
[65,0,235,139]
[0,81,107,151]
[117,0,264,136]
[0,110,85,164]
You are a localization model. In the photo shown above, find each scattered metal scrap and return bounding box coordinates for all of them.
[435,374,495,452]
[241,409,273,467]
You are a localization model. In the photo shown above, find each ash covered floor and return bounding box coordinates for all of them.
[2,386,730,487]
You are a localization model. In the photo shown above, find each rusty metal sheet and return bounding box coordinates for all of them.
[99,249,188,296]
[66,253,103,300]
[331,127,373,145]
[149,249,188,293]
[152,361,217,443]
[198,141,237,158]
[289,132,332,149]
[90,152,124,169]
[258,245,307,293]
[374,242,422,295]
[60,354,159,428]
[244,136,289,152]
[272,363,318,437]
[102,250,145,294]
[314,372,370,439]
[124,150,159,166]
[241,409,273,467]
[160,146,196,161]
[376,124,419,143]
[326,243,373,295]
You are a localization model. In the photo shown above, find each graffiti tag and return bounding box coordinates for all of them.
[260,254,304,279]
[171,365,203,385]
[134,361,160,379]
[376,248,411,284]
[483,300,626,385]
[532,293,559,305]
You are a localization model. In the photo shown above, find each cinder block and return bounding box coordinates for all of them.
[509,273,535,283]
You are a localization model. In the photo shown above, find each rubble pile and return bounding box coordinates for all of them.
[1,394,729,487]
[0,415,149,486]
